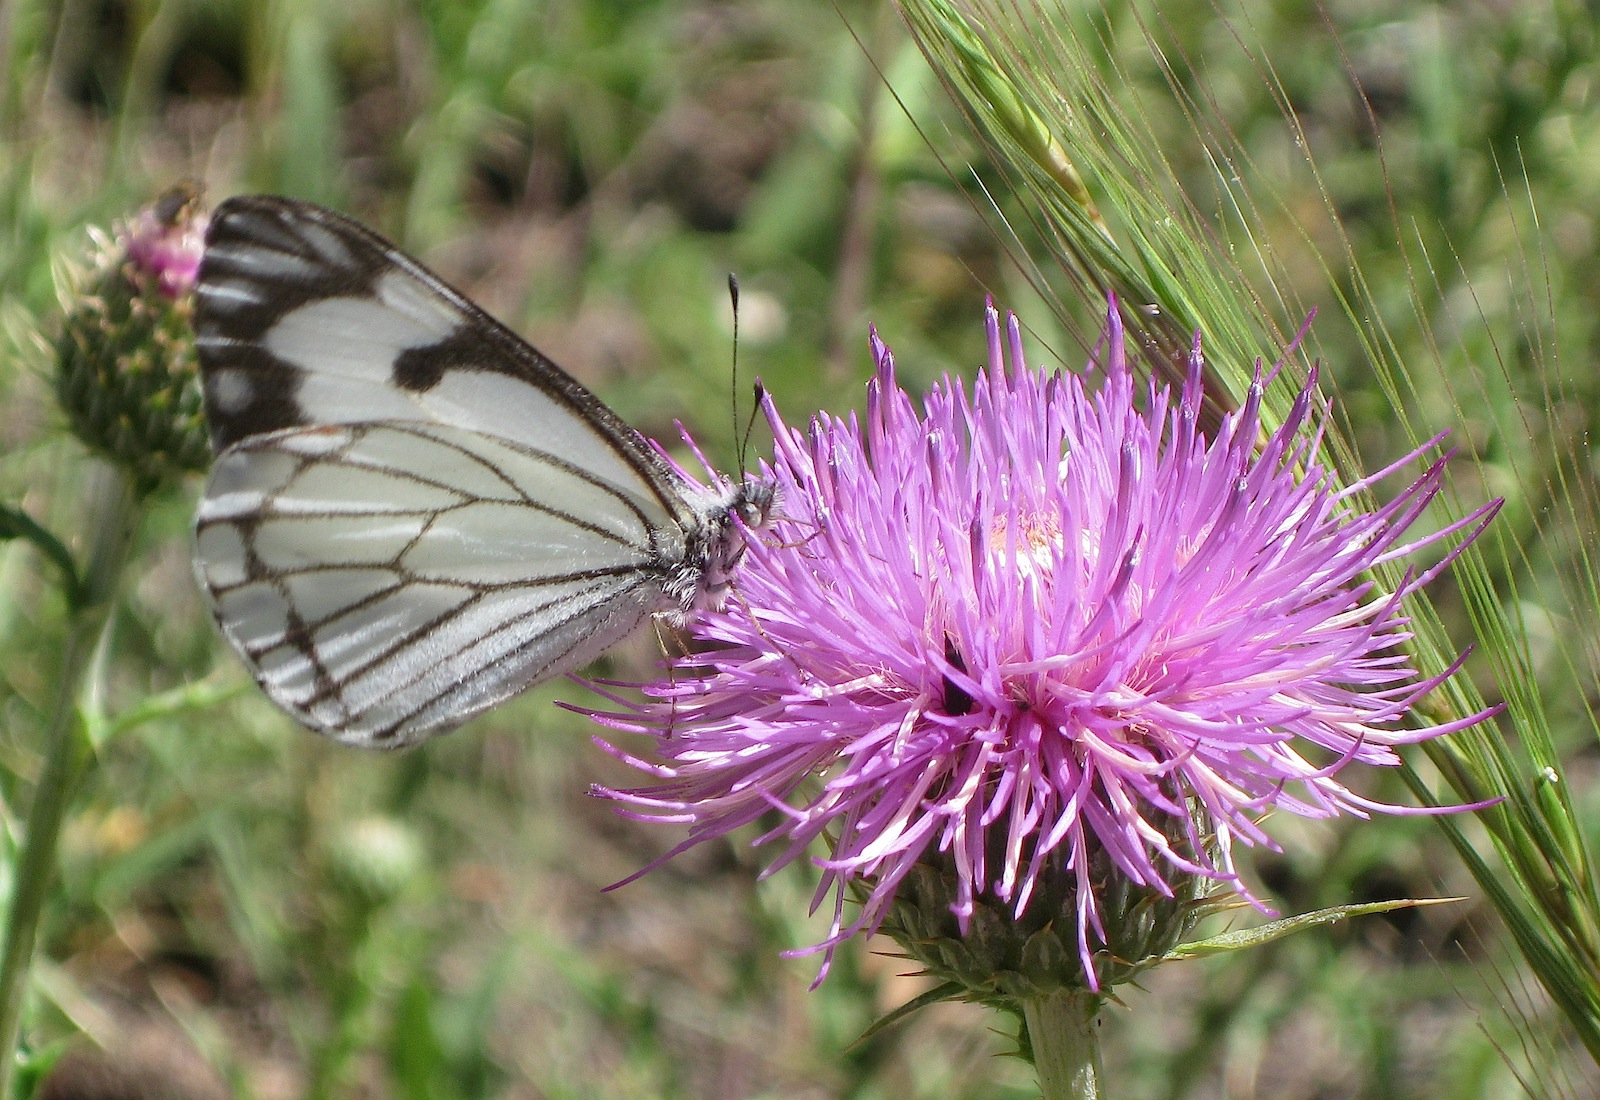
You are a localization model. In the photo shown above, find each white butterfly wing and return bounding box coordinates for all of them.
[196,196,686,512]
[194,421,677,742]
[193,196,730,747]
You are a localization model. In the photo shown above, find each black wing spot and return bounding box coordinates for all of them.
[392,326,501,393]
[199,203,384,343]
[201,345,308,448]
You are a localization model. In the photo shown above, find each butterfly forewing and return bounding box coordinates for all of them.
[197,197,682,509]
[192,196,763,747]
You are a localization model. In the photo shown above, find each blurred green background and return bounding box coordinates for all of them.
[1,0,1597,1097]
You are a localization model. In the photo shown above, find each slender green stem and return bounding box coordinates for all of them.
[305,908,380,1100]
[0,466,139,1097]
[1024,991,1105,1100]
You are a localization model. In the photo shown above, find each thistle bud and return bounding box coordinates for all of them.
[325,815,426,909]
[54,184,210,493]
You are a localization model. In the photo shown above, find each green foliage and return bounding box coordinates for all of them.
[0,0,1596,1097]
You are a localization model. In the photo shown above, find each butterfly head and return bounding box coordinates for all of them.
[734,476,778,532]
[684,475,778,615]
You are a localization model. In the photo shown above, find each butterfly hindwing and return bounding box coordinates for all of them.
[191,196,749,747]
[194,420,673,743]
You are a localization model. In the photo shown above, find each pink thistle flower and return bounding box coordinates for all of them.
[122,186,206,298]
[588,299,1499,989]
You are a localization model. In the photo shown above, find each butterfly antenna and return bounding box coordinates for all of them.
[741,381,764,474]
[726,273,767,474]
[727,273,745,469]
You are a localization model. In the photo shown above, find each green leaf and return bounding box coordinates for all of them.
[81,674,246,750]
[1162,898,1464,962]
[855,980,968,1044]
[390,975,445,1100]
[10,1034,73,1100]
[0,502,83,609]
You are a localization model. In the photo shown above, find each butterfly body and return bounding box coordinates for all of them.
[193,196,772,747]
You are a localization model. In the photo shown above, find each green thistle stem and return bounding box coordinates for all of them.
[1024,991,1104,1100]
[0,466,139,1097]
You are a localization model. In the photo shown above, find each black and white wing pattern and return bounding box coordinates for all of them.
[193,195,773,748]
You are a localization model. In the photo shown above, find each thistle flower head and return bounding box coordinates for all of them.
[590,300,1497,994]
[55,184,211,492]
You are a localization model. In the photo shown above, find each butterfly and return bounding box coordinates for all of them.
[191,195,776,748]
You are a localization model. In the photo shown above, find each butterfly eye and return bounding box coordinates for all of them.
[738,481,777,529]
